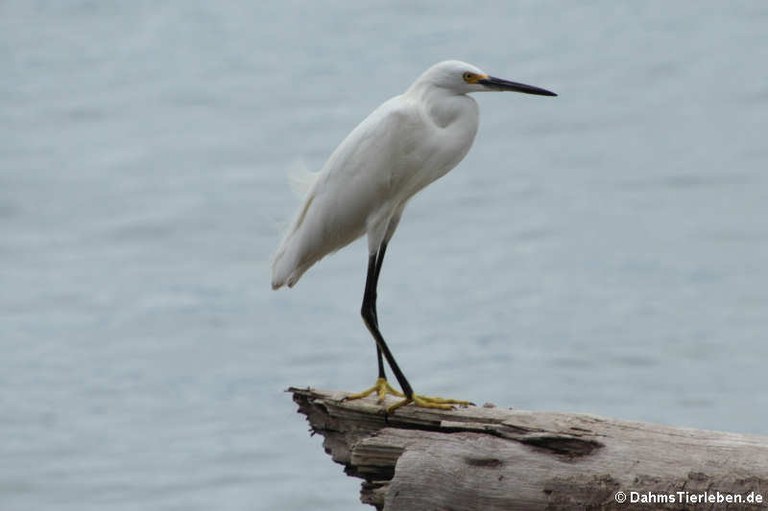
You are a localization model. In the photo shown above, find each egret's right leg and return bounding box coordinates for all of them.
[343,348,405,401]
[344,242,405,402]
[345,243,470,412]
[344,241,471,412]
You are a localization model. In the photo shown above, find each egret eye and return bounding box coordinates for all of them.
[462,72,475,82]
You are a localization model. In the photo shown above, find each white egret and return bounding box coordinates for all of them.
[272,60,556,412]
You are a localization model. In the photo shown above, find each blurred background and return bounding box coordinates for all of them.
[2,1,767,510]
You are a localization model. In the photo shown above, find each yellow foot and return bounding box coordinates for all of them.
[343,378,404,403]
[387,393,472,414]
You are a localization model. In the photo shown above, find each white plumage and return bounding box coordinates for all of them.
[270,60,556,411]
[271,60,487,289]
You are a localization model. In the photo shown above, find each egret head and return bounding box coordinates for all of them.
[416,60,557,97]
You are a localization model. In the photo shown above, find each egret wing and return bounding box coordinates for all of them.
[271,96,425,288]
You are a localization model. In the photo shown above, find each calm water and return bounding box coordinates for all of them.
[2,1,767,510]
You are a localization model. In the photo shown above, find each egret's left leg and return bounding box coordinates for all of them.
[346,382,471,412]
[346,240,471,412]
[344,243,404,403]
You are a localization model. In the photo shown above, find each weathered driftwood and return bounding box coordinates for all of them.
[290,387,768,510]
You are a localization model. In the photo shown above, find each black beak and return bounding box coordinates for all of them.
[478,76,557,97]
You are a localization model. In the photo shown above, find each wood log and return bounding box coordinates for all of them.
[289,387,768,510]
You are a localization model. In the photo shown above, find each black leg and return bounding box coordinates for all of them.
[361,242,413,398]
[372,242,388,380]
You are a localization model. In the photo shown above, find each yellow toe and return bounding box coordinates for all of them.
[343,378,404,403]
[387,392,472,413]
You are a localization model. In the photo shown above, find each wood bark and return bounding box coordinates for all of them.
[290,387,768,510]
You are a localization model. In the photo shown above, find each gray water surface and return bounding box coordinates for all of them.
[2,1,768,510]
